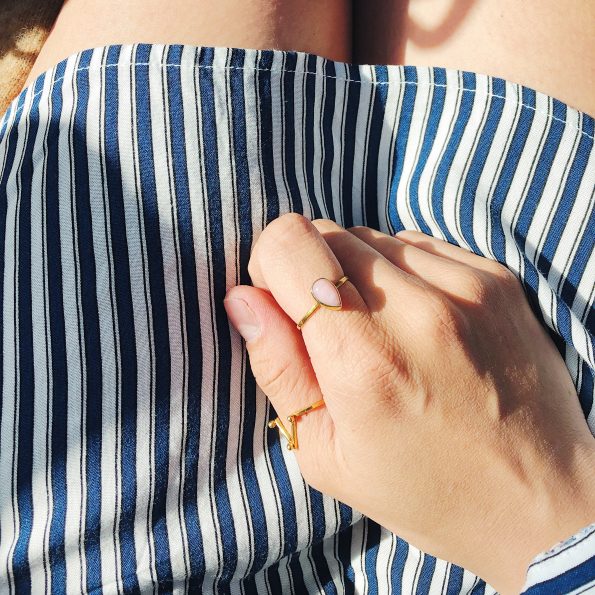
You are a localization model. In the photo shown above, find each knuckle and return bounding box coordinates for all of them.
[459,270,491,304]
[347,320,405,396]
[346,225,379,244]
[484,258,509,276]
[346,225,368,235]
[264,213,313,251]
[311,218,341,234]
[394,229,416,239]
[489,263,521,292]
[463,263,522,305]
[363,357,402,398]
[349,309,376,337]
[420,293,464,343]
[346,315,385,361]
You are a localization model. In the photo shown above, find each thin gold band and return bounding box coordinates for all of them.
[296,275,349,330]
[268,399,326,450]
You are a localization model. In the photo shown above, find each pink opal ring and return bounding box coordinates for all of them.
[296,275,349,330]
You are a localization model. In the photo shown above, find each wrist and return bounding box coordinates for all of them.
[483,441,595,594]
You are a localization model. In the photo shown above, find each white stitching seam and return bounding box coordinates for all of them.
[3,62,594,141]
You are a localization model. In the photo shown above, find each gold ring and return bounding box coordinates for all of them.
[268,399,326,450]
[296,275,349,330]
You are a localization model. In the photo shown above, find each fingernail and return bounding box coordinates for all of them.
[224,297,261,342]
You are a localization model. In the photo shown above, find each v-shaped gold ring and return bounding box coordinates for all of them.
[268,399,326,450]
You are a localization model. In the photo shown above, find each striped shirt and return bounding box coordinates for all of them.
[0,43,593,594]
[523,524,595,594]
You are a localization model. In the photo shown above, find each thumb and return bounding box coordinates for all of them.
[224,285,334,461]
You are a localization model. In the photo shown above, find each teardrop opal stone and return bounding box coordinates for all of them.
[311,278,342,308]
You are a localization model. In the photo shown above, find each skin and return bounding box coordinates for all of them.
[353,0,595,115]
[26,1,595,115]
[224,214,595,593]
[25,0,351,85]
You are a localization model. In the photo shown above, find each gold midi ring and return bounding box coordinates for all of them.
[268,399,326,450]
[296,275,349,330]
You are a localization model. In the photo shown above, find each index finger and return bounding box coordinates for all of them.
[248,214,369,336]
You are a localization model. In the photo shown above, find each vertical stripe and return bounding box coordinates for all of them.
[281,52,304,215]
[257,51,280,225]
[363,66,388,230]
[3,84,35,595]
[107,44,140,590]
[340,63,361,229]
[490,87,536,262]
[303,55,323,220]
[13,71,45,595]
[320,59,336,221]
[198,46,238,590]
[145,44,175,589]
[229,47,270,574]
[431,72,476,244]
[134,42,165,591]
[459,77,506,254]
[59,52,88,594]
[73,48,106,593]
[408,67,447,235]
[45,60,69,595]
[540,120,593,279]
[161,43,191,589]
[388,66,418,232]
[28,70,54,595]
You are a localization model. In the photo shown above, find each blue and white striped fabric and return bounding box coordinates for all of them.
[0,43,593,594]
[522,523,595,594]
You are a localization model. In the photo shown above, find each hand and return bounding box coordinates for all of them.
[223,214,595,593]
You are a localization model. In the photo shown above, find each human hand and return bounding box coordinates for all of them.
[223,214,595,593]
